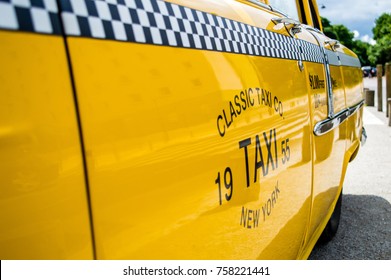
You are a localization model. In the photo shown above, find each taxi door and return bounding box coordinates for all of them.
[59,0,316,259]
[302,27,349,250]
[339,46,365,161]
[0,0,93,259]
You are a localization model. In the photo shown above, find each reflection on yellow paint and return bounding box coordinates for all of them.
[0,0,364,260]
[0,31,93,259]
[67,30,315,258]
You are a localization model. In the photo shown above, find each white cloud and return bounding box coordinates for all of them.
[319,0,391,23]
[360,34,376,45]
[318,0,389,45]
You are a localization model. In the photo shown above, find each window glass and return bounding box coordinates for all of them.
[297,0,307,24]
[308,0,321,30]
[268,0,300,21]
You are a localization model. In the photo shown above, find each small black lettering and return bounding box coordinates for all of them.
[240,206,260,229]
[222,109,232,128]
[309,74,325,90]
[229,101,237,120]
[255,87,261,104]
[248,88,255,106]
[217,115,225,137]
[240,91,247,110]
[261,181,280,222]
[266,90,272,107]
[234,94,242,115]
[240,206,248,227]
[247,209,253,229]
[217,87,282,137]
[263,130,276,173]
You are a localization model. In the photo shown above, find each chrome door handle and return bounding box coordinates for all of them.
[272,17,302,37]
[325,39,340,50]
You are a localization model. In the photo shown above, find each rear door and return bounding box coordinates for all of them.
[59,0,317,259]
[302,27,351,250]
[0,0,93,259]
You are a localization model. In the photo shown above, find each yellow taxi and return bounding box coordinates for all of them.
[0,0,365,259]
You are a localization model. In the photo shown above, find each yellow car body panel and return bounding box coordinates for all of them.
[0,0,364,259]
[0,31,93,259]
[68,36,314,259]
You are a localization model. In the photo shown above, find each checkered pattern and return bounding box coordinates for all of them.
[59,0,324,64]
[298,40,325,64]
[0,0,61,34]
[0,0,331,65]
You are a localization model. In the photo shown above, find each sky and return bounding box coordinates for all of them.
[316,0,391,44]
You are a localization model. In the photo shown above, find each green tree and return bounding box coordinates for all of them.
[321,17,355,49]
[373,13,391,40]
[351,40,371,66]
[332,24,354,49]
[369,13,391,65]
[321,17,338,39]
[321,17,370,66]
[369,36,391,65]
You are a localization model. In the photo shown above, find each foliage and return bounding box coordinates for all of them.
[368,36,391,65]
[321,17,338,39]
[370,13,391,65]
[352,40,371,67]
[320,14,391,67]
[321,17,354,48]
[373,13,391,40]
[332,25,354,49]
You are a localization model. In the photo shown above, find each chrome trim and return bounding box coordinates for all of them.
[325,39,340,51]
[271,17,301,25]
[325,49,340,66]
[303,26,361,68]
[305,29,335,118]
[348,99,365,116]
[361,127,367,146]
[270,7,289,17]
[302,25,323,35]
[314,100,365,136]
[339,53,362,68]
[246,0,272,11]
[271,17,302,37]
[324,53,335,118]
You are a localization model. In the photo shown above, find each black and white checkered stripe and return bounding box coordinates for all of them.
[59,0,324,63]
[0,0,61,34]
[0,0,329,64]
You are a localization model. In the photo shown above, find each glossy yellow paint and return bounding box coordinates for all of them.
[299,38,363,259]
[0,0,364,260]
[0,31,93,259]
[67,33,314,258]
[338,47,364,162]
[329,64,347,114]
[344,67,365,108]
[64,0,331,259]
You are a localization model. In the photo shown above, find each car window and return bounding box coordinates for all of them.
[268,0,300,21]
[308,0,321,30]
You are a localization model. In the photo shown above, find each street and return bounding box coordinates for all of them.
[309,77,391,259]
